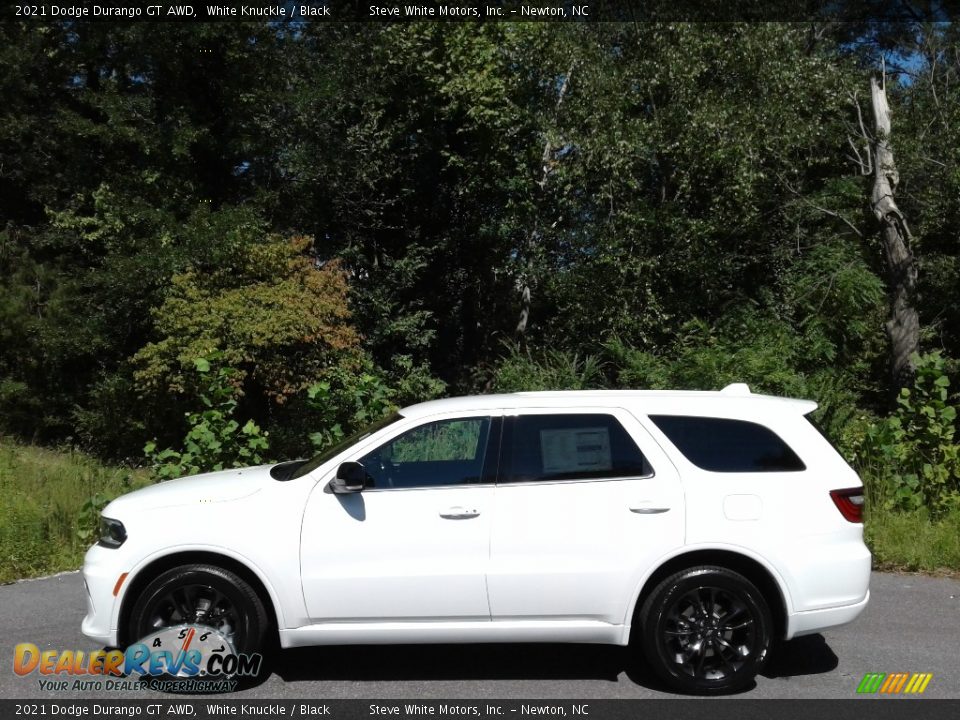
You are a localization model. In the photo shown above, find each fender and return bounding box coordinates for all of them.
[111,543,288,639]
[619,541,795,645]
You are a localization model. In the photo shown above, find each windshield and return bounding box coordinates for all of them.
[289,413,403,480]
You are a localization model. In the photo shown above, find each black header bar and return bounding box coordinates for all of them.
[2,0,956,23]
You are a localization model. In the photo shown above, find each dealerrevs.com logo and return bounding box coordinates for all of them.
[14,624,261,693]
[856,672,934,695]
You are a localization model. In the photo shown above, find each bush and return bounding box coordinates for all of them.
[604,312,865,437]
[305,365,397,453]
[262,353,445,460]
[133,235,366,423]
[144,355,270,481]
[488,311,869,456]
[858,353,960,517]
[490,345,605,392]
[72,372,147,459]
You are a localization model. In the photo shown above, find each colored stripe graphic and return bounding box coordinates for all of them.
[857,673,886,693]
[893,673,909,693]
[879,673,900,693]
[857,672,933,694]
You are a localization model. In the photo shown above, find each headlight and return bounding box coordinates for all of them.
[99,517,126,548]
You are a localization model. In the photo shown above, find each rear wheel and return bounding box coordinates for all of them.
[638,566,772,694]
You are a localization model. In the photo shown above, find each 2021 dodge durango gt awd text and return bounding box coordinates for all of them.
[82,385,871,694]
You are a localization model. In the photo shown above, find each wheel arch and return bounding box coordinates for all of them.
[117,548,283,648]
[627,547,791,643]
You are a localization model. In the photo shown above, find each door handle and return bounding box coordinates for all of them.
[439,507,480,519]
[629,506,670,514]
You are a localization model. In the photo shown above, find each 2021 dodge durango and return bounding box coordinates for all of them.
[82,385,870,694]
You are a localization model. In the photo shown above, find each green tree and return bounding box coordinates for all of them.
[133,235,366,442]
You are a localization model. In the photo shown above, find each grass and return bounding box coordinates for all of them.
[864,507,960,576]
[0,438,149,584]
[859,461,960,575]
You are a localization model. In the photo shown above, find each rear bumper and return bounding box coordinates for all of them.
[786,589,870,639]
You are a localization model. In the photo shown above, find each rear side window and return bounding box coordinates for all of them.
[650,415,805,472]
[500,414,652,483]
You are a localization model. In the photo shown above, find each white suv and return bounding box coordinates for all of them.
[82,385,870,694]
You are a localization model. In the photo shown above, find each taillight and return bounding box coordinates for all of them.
[830,487,865,523]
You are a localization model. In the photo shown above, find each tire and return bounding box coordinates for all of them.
[127,563,269,662]
[638,566,772,695]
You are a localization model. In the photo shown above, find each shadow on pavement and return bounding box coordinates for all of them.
[270,644,630,684]
[263,635,837,692]
[761,634,839,678]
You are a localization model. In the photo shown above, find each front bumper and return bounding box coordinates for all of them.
[81,543,124,647]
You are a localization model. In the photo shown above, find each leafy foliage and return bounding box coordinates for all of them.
[305,366,397,453]
[491,346,605,392]
[134,236,362,406]
[144,356,270,481]
[76,493,113,545]
[859,353,960,517]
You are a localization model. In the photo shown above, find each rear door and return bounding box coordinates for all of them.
[486,407,683,626]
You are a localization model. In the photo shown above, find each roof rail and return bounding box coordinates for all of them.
[720,383,752,395]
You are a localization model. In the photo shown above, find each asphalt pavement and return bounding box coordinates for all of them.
[1,570,957,699]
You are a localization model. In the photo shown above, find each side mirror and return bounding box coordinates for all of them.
[332,461,366,494]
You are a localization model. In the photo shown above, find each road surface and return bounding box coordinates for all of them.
[1,570,957,699]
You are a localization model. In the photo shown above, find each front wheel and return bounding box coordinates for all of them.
[127,564,268,672]
[638,566,772,694]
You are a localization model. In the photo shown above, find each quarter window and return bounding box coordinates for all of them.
[500,414,651,483]
[649,415,805,472]
[357,417,492,489]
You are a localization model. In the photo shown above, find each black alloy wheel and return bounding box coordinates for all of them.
[127,564,268,657]
[639,566,772,694]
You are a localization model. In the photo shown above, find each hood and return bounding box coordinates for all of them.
[104,464,274,516]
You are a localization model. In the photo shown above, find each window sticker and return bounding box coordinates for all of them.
[540,427,612,474]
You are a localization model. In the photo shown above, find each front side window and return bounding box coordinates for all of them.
[500,413,651,483]
[649,415,805,472]
[289,412,402,480]
[357,417,492,489]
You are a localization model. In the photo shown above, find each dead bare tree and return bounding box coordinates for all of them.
[515,63,575,340]
[849,67,920,391]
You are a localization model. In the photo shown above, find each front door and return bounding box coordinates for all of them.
[300,413,498,622]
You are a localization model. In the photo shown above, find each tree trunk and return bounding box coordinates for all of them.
[515,63,575,340]
[869,74,919,391]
